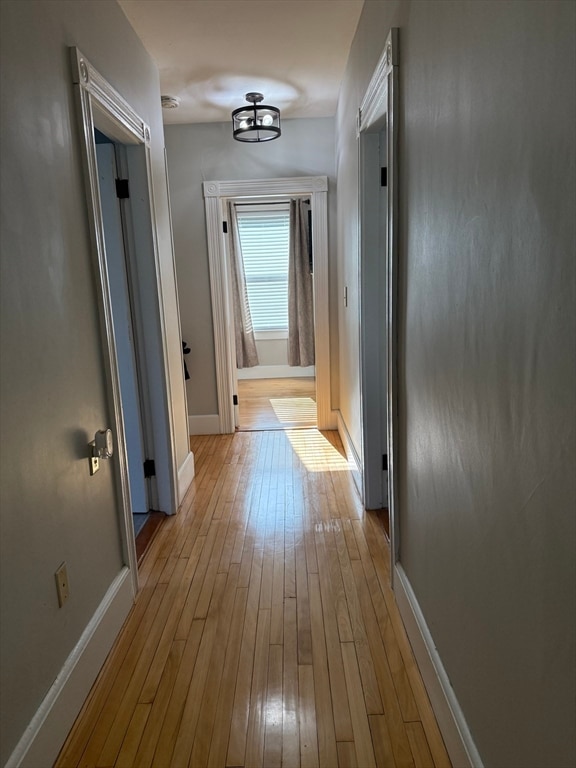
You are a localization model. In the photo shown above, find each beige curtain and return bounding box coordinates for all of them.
[288,198,315,366]
[228,202,259,368]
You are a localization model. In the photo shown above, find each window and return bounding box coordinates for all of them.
[235,204,290,333]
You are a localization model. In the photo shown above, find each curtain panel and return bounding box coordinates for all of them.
[228,202,259,368]
[288,198,315,366]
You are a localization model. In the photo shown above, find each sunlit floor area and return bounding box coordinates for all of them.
[237,377,317,430]
[56,429,450,768]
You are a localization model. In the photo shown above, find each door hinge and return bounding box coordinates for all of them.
[233,394,238,406]
[143,459,156,478]
[222,221,228,233]
[382,454,388,471]
[115,178,130,199]
[380,167,387,187]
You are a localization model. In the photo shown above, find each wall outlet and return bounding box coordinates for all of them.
[55,562,70,607]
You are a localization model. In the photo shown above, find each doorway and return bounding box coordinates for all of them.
[71,47,180,590]
[230,197,318,431]
[203,176,334,433]
[358,29,399,572]
[95,134,149,532]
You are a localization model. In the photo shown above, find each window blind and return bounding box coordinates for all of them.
[236,206,290,332]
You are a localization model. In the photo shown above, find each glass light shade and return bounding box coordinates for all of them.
[232,101,281,142]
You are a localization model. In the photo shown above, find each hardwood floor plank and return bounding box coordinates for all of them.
[308,573,338,768]
[282,597,301,768]
[406,721,435,768]
[148,618,204,765]
[170,571,228,766]
[369,714,396,768]
[336,741,358,768]
[113,702,150,768]
[295,534,313,665]
[298,665,319,768]
[244,608,271,768]
[226,547,264,766]
[132,640,185,768]
[350,558,415,768]
[340,642,377,768]
[207,585,249,768]
[263,644,284,768]
[314,532,353,742]
[190,565,240,767]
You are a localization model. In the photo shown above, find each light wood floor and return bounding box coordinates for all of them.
[56,429,451,768]
[237,378,316,431]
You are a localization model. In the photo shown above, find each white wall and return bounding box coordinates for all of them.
[336,2,575,766]
[0,1,189,763]
[165,118,338,417]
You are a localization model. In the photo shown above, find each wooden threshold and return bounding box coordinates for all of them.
[135,511,165,566]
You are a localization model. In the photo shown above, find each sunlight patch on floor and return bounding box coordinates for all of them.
[269,396,317,424]
[285,429,350,473]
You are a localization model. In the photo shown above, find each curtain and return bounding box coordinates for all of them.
[288,198,315,366]
[228,202,259,368]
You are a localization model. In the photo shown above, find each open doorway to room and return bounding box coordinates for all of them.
[203,176,335,434]
[94,133,166,555]
[358,29,398,571]
[230,198,317,431]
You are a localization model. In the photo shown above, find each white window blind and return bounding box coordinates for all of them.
[236,204,290,332]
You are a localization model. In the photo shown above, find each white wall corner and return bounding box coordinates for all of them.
[6,568,134,768]
[337,410,363,496]
[188,414,221,436]
[177,450,195,504]
[394,565,484,768]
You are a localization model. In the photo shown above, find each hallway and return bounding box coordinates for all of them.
[56,429,450,768]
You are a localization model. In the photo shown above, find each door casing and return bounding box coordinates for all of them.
[358,29,400,578]
[71,47,179,592]
[203,176,335,432]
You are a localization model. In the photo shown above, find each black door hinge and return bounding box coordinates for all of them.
[233,394,238,405]
[382,454,388,471]
[143,459,156,478]
[222,221,228,233]
[380,167,387,187]
[115,178,130,199]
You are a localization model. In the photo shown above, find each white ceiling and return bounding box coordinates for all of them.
[118,0,364,125]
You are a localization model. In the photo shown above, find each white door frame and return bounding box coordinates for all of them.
[203,176,335,432]
[358,30,400,575]
[70,47,179,593]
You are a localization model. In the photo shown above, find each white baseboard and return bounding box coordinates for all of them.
[394,564,483,768]
[177,450,195,504]
[236,365,315,380]
[6,568,135,768]
[336,411,363,497]
[188,414,220,435]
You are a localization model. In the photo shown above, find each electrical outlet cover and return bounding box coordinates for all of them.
[55,562,69,607]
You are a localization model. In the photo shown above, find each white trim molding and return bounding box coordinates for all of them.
[337,411,363,497]
[177,451,195,504]
[188,414,221,435]
[394,565,484,768]
[203,176,336,433]
[5,569,134,768]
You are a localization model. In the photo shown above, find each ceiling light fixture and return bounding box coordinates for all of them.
[232,92,281,142]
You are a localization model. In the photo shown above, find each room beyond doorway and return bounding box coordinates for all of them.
[237,377,317,431]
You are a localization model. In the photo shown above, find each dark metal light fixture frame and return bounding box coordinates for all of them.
[232,92,281,142]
